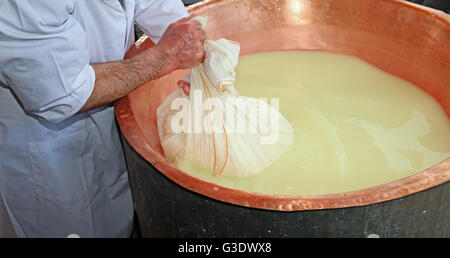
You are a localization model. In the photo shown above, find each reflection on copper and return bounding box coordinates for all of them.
[116,0,450,211]
[290,0,309,25]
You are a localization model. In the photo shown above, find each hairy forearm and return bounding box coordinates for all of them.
[78,15,206,113]
[78,46,175,113]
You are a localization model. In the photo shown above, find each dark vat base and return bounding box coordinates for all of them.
[121,134,449,238]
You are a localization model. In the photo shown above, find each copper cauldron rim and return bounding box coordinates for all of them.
[115,0,450,211]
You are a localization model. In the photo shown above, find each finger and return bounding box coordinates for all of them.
[183,43,205,62]
[199,30,207,45]
[177,20,202,36]
[177,80,191,96]
[188,29,207,42]
[168,17,189,31]
[197,29,207,42]
[186,19,202,31]
[192,42,206,62]
[177,80,190,87]
[195,47,206,64]
[182,85,190,96]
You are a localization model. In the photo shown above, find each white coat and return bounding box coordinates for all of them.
[0,0,188,237]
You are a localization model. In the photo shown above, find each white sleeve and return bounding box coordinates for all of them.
[134,0,189,43]
[0,0,95,123]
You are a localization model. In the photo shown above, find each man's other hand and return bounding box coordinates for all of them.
[156,16,207,71]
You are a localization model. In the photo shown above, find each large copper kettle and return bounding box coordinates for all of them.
[116,0,449,211]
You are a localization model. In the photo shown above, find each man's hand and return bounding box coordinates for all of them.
[156,16,206,71]
[177,79,191,95]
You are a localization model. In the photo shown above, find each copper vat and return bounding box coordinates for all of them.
[116,0,450,237]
